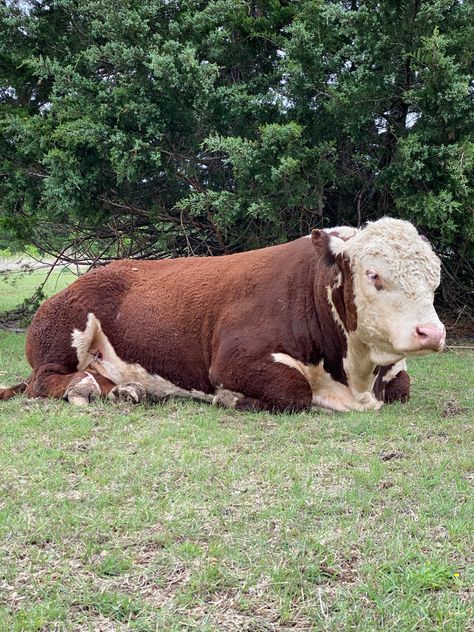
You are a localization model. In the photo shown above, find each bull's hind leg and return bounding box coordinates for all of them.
[25,363,116,405]
[108,382,146,404]
[72,313,214,406]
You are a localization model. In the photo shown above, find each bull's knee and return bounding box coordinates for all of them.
[64,372,101,406]
[384,370,410,403]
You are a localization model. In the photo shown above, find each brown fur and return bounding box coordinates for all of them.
[373,366,411,403]
[331,254,358,333]
[384,370,410,403]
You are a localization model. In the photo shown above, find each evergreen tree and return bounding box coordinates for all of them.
[1,0,472,307]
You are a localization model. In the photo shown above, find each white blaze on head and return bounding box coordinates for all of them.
[328,217,445,362]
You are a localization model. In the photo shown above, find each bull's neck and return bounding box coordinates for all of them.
[305,253,349,385]
[306,251,378,393]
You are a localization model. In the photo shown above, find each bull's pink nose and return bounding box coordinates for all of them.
[415,324,446,350]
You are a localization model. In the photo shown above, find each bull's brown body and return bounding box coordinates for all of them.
[25,235,351,410]
[3,219,427,411]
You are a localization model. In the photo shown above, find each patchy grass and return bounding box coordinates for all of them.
[0,276,473,630]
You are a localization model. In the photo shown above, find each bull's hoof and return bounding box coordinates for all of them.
[312,389,383,413]
[212,387,243,409]
[108,382,146,404]
[355,391,383,411]
[65,373,101,406]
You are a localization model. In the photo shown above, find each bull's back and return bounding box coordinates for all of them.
[26,256,246,388]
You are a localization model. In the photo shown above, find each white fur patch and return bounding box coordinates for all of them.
[65,371,100,406]
[341,333,378,396]
[329,218,441,292]
[272,352,382,412]
[326,276,347,339]
[325,226,359,240]
[304,226,359,240]
[382,359,407,383]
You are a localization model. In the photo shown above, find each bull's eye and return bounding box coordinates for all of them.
[366,270,383,290]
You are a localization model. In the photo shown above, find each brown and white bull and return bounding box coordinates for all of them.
[0,217,445,412]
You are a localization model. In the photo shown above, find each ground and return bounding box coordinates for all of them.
[0,272,473,631]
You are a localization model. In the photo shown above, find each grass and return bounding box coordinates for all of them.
[0,272,473,631]
[0,268,77,314]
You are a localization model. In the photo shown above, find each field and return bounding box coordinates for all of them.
[0,272,473,631]
[0,268,77,316]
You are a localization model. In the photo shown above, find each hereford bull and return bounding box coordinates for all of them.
[0,217,445,412]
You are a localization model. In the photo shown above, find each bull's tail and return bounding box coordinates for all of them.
[0,380,28,400]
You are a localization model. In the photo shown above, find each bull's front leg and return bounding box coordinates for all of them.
[373,360,411,404]
[272,353,382,413]
[312,384,382,412]
[209,351,313,413]
[384,370,410,403]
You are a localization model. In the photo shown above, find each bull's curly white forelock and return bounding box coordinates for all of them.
[329,217,441,293]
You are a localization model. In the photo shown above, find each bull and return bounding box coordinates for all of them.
[0,218,445,412]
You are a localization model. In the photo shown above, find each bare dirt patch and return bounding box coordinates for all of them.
[441,398,469,418]
[379,450,405,461]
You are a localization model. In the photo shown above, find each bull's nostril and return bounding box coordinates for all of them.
[416,327,427,338]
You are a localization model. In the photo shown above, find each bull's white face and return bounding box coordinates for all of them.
[329,218,445,365]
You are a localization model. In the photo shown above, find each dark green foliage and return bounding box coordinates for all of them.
[1,0,473,307]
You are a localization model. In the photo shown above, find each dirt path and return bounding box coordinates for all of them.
[0,255,52,273]
[0,256,87,275]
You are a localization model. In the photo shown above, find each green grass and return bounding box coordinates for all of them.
[0,274,473,631]
[0,268,76,314]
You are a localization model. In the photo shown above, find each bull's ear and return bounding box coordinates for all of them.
[311,228,354,257]
[310,228,323,245]
[311,229,336,265]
